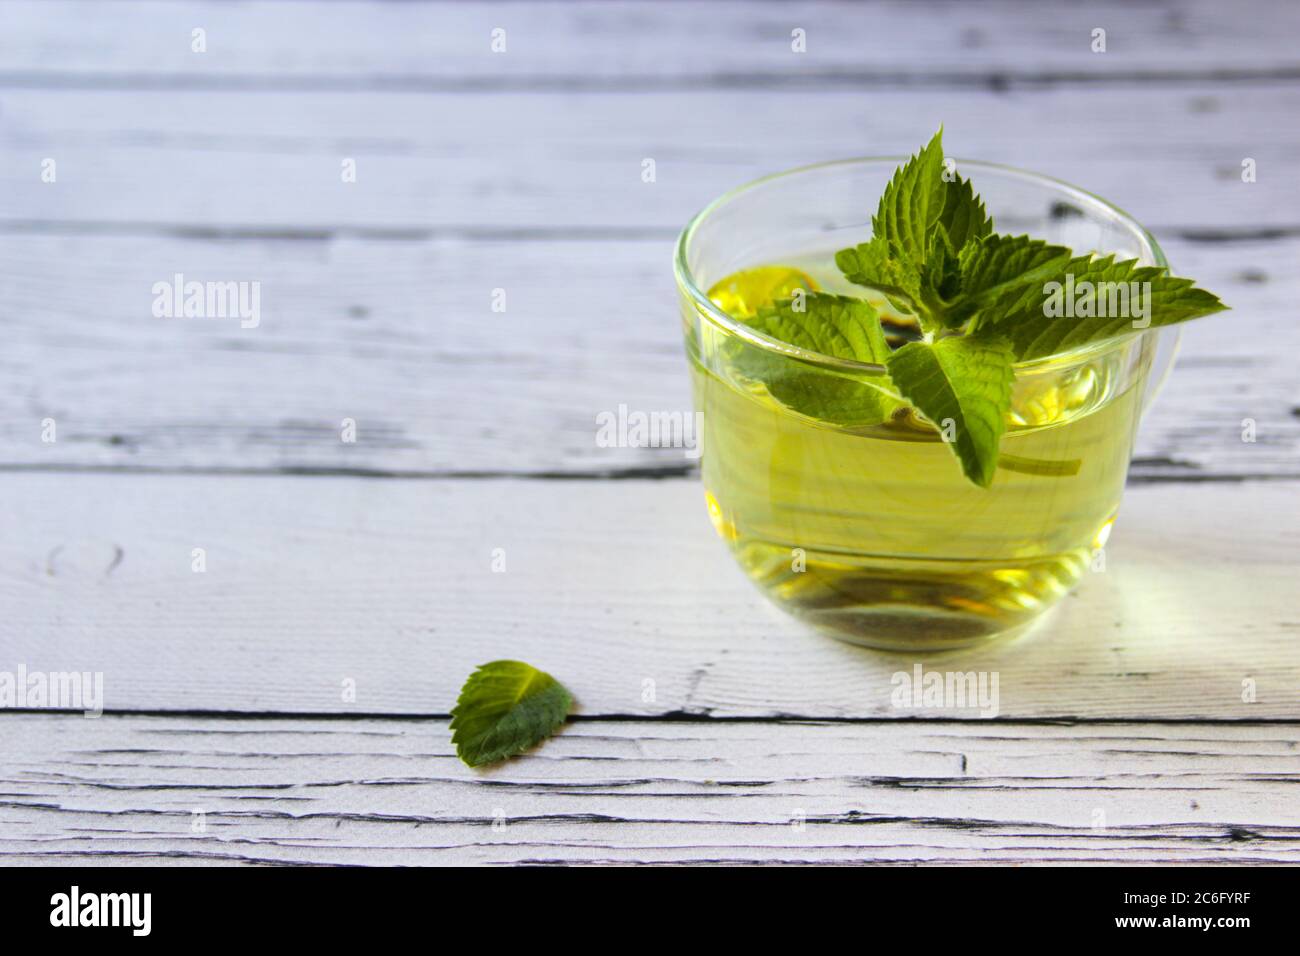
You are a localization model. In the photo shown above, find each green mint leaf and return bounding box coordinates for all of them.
[835,239,924,309]
[845,129,994,331]
[751,293,890,363]
[450,660,572,767]
[739,293,898,425]
[874,128,992,260]
[755,369,898,426]
[959,233,1073,297]
[945,233,1073,327]
[922,228,963,302]
[936,173,993,251]
[872,128,947,266]
[885,336,1015,487]
[974,254,1228,360]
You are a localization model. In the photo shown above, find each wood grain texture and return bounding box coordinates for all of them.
[1,85,1294,232]
[1,474,1295,719]
[2,0,1297,867]
[3,0,1297,86]
[2,233,1296,478]
[2,715,1296,865]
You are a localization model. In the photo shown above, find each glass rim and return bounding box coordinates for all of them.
[672,156,1170,374]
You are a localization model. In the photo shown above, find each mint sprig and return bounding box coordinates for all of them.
[735,128,1227,487]
[450,660,572,767]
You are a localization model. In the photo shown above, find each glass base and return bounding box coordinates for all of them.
[737,542,1085,652]
[794,602,1059,653]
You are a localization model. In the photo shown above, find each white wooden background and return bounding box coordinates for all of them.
[0,0,1297,865]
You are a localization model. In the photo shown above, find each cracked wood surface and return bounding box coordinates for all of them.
[1,716,1296,865]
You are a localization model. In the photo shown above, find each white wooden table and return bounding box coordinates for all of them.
[1,0,1297,865]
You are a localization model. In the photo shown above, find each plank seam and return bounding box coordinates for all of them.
[3,69,1300,94]
[2,708,1299,725]
[1,222,1299,243]
[0,463,1296,484]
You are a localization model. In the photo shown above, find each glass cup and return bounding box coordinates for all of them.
[674,159,1177,652]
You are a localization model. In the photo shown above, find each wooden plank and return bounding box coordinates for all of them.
[1,714,1296,864]
[2,233,1295,478]
[1,85,1296,232]
[2,0,1297,85]
[1,474,1295,719]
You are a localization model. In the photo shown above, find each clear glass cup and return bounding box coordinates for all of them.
[674,159,1176,652]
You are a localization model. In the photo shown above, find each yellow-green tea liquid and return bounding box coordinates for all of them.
[691,264,1150,650]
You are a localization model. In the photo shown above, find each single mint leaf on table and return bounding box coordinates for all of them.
[973,253,1228,360]
[885,335,1016,488]
[450,660,572,767]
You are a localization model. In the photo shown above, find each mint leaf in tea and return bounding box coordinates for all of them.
[713,128,1227,488]
[689,132,1227,648]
